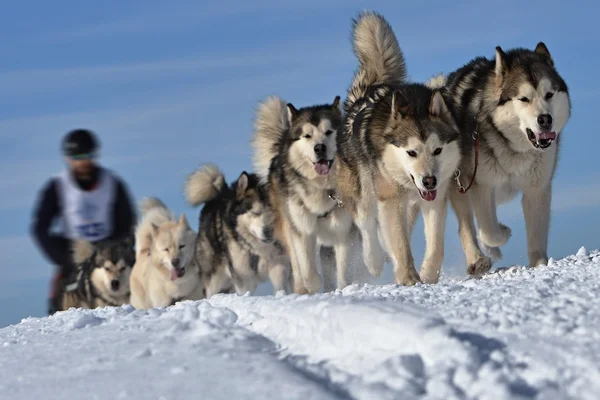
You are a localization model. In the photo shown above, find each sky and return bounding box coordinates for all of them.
[0,0,598,328]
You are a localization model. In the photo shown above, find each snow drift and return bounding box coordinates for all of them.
[1,248,600,400]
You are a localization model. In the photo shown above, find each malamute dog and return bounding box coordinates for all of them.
[336,11,463,285]
[59,236,134,311]
[251,95,355,293]
[427,40,571,269]
[184,164,291,298]
[129,197,204,309]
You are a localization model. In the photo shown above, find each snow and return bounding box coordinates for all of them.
[2,248,600,399]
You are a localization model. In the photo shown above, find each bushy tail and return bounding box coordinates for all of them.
[71,240,94,265]
[424,73,447,90]
[135,197,174,258]
[184,164,226,207]
[347,11,407,104]
[251,96,289,184]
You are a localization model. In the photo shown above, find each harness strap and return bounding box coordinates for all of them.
[455,126,480,194]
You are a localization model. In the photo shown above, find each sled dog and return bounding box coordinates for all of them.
[336,11,463,284]
[59,236,134,311]
[426,39,571,269]
[184,164,291,298]
[129,197,203,309]
[251,94,355,293]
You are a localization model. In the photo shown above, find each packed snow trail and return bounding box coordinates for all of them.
[1,248,600,399]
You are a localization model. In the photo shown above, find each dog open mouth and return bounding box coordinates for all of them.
[410,175,437,201]
[170,267,186,281]
[527,128,556,150]
[313,159,334,175]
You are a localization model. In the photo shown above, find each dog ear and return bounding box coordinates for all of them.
[429,91,458,131]
[534,42,554,66]
[391,90,412,119]
[151,223,160,236]
[287,103,299,124]
[494,46,508,86]
[236,172,249,199]
[331,96,341,112]
[178,213,190,229]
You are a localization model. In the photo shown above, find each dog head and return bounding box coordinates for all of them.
[231,171,276,244]
[286,96,342,179]
[491,42,570,152]
[151,214,195,281]
[379,86,461,201]
[90,235,135,296]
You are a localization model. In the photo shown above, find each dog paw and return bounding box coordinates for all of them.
[419,262,441,284]
[364,244,385,277]
[529,252,548,268]
[294,285,309,295]
[396,267,421,286]
[467,256,493,276]
[479,223,512,248]
[303,272,323,294]
[482,243,503,261]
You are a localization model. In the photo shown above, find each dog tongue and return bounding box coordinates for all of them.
[314,160,330,175]
[170,269,179,281]
[421,190,437,201]
[537,131,557,141]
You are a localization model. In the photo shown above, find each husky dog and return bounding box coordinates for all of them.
[252,94,355,294]
[427,41,571,269]
[129,197,203,309]
[59,236,134,311]
[336,11,464,285]
[184,164,291,298]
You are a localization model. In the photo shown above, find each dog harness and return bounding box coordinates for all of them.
[56,168,116,241]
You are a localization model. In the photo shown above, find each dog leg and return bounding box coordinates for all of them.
[129,275,146,309]
[378,197,420,286]
[419,195,448,284]
[319,245,337,292]
[522,183,551,267]
[334,240,351,290]
[471,184,512,247]
[267,260,291,294]
[281,220,308,294]
[355,200,385,277]
[449,188,493,276]
[291,231,322,294]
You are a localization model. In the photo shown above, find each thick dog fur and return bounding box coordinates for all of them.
[129,197,203,309]
[426,41,571,269]
[336,11,464,285]
[184,164,291,298]
[252,95,356,293]
[59,236,135,311]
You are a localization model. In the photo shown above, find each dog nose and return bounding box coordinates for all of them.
[422,176,437,190]
[263,226,274,241]
[537,114,553,130]
[111,280,120,291]
[171,257,180,268]
[314,144,327,158]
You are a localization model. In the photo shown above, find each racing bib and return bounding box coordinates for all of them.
[56,168,116,242]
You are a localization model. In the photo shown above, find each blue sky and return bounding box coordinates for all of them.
[0,0,597,328]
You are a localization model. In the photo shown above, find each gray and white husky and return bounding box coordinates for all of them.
[336,11,464,285]
[427,40,571,270]
[251,95,356,293]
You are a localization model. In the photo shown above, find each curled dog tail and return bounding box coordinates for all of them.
[135,196,174,258]
[251,96,289,184]
[184,164,226,207]
[347,11,407,104]
[424,73,448,90]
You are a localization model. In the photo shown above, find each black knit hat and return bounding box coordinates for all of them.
[61,129,99,157]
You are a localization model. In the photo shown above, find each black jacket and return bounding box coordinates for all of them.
[30,167,137,269]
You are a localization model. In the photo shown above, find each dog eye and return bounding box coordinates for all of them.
[406,150,417,158]
[163,248,169,252]
[433,148,442,156]
[303,134,312,139]
[545,92,554,100]
[519,97,530,103]
[178,245,185,249]
[325,130,333,136]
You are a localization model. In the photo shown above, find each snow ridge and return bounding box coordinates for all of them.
[1,248,599,400]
